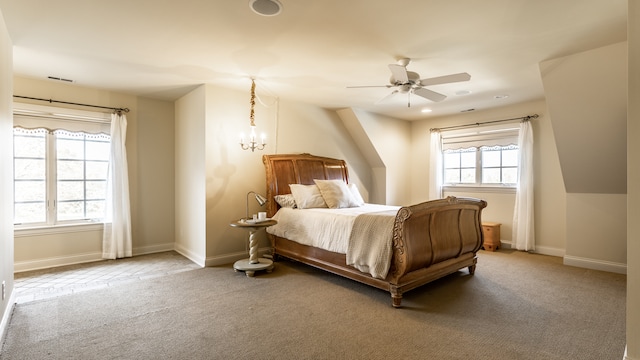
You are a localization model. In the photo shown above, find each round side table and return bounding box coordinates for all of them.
[229,219,277,277]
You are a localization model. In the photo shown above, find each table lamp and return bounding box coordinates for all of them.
[246,191,268,221]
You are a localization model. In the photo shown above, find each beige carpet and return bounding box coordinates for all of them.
[0,250,627,360]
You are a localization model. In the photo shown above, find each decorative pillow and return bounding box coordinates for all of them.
[313,179,359,209]
[348,183,365,206]
[274,194,297,208]
[289,184,328,209]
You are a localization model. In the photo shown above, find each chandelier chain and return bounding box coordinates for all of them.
[249,79,256,127]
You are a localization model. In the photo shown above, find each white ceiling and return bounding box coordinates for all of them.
[0,0,628,120]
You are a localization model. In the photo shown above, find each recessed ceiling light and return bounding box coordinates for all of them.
[421,108,432,113]
[249,0,283,16]
[455,90,471,96]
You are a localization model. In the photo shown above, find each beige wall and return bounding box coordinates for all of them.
[627,1,639,357]
[541,42,628,272]
[541,42,627,195]
[12,77,177,270]
[0,8,15,341]
[564,193,626,272]
[337,108,412,206]
[135,98,176,252]
[174,86,206,265]
[183,84,371,265]
[204,83,264,264]
[411,100,568,257]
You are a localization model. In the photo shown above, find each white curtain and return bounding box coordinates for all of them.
[102,112,132,259]
[429,130,443,200]
[512,120,535,251]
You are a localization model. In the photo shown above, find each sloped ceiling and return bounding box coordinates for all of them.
[541,42,627,194]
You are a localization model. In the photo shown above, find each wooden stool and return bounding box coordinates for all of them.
[482,222,501,251]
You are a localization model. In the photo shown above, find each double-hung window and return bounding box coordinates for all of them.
[441,124,520,189]
[13,104,111,228]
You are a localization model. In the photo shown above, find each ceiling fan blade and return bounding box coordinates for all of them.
[419,72,471,86]
[375,90,399,104]
[414,87,447,102]
[346,85,393,88]
[388,64,409,83]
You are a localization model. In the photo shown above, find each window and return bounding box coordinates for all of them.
[440,124,520,188]
[13,104,111,227]
[480,145,518,184]
[13,128,111,226]
[13,128,47,224]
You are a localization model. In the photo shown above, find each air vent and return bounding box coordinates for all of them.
[47,76,74,83]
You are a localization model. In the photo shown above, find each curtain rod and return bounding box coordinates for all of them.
[430,114,538,132]
[13,95,130,114]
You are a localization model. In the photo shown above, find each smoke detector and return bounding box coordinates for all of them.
[249,0,283,16]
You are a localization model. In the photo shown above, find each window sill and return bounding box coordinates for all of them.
[443,185,516,194]
[14,222,105,237]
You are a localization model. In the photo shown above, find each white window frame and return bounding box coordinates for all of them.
[13,103,111,231]
[440,123,520,193]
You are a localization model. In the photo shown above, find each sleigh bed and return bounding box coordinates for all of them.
[262,153,487,307]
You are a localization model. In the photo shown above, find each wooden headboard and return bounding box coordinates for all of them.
[262,153,350,217]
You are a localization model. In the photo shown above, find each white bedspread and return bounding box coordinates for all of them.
[267,204,400,278]
[347,209,398,279]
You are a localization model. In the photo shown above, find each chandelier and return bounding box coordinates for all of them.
[240,79,266,152]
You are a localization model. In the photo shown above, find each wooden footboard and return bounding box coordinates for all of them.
[388,196,486,282]
[386,196,486,306]
[263,153,487,307]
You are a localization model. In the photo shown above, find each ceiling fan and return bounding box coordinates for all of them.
[348,58,471,107]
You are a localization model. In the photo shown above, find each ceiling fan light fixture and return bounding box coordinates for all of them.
[399,84,411,93]
[249,0,283,16]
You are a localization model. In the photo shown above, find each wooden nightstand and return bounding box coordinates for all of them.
[482,222,501,252]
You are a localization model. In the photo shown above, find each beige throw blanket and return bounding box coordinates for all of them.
[347,210,398,279]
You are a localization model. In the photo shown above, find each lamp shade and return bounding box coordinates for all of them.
[246,191,268,220]
[254,193,268,206]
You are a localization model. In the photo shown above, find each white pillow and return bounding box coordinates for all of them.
[348,183,365,207]
[289,184,328,209]
[313,179,359,209]
[274,194,297,208]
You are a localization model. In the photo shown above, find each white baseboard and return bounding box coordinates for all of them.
[531,245,566,258]
[14,252,104,273]
[205,251,246,267]
[204,247,272,267]
[173,243,206,267]
[14,243,177,273]
[623,345,638,360]
[132,243,175,256]
[499,241,566,257]
[501,240,626,274]
[0,291,16,347]
[563,255,627,274]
